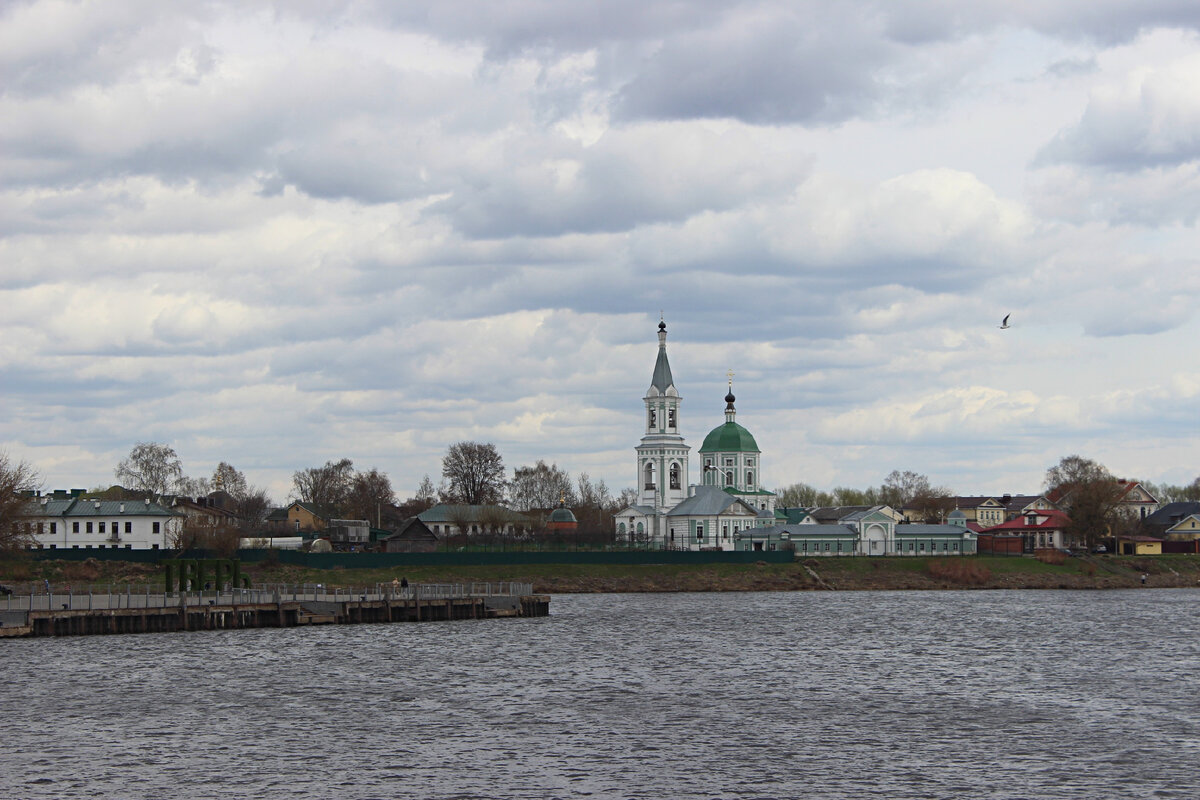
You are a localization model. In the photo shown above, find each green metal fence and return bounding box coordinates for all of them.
[29,548,793,568]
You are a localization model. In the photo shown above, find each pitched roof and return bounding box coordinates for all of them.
[666,485,756,517]
[24,496,179,517]
[982,509,1071,532]
[1143,502,1200,526]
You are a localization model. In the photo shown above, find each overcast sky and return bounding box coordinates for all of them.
[3,0,1199,504]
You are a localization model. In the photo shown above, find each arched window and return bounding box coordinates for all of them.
[668,408,676,429]
[618,522,626,536]
[669,462,681,490]
[648,408,656,428]
[725,471,734,487]
[636,522,644,535]
[644,462,655,490]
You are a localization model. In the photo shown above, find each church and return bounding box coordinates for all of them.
[614,320,777,550]
[613,320,977,556]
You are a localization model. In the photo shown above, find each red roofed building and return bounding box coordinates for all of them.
[982,508,1072,551]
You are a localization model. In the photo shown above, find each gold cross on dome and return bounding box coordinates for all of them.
[727,368,735,387]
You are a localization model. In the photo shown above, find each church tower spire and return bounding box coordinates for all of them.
[636,319,689,513]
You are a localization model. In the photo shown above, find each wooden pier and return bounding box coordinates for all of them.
[0,583,550,638]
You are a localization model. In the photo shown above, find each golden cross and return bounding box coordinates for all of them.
[727,368,735,387]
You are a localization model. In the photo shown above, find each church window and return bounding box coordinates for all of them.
[746,471,754,487]
[704,458,713,467]
[618,523,626,536]
[644,463,655,490]
[648,408,656,428]
[668,408,676,428]
[724,458,734,466]
[669,462,681,490]
[636,522,644,535]
[747,459,754,467]
[724,471,733,487]
[695,525,703,540]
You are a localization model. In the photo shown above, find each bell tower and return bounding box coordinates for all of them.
[636,319,689,512]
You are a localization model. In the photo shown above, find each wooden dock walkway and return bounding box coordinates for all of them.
[0,583,549,638]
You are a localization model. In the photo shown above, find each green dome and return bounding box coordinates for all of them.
[700,421,760,453]
[549,506,577,523]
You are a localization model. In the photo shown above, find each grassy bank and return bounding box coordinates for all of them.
[4,553,1200,593]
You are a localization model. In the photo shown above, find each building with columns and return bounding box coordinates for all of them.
[615,321,774,549]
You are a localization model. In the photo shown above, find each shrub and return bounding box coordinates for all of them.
[926,559,992,586]
[1035,550,1066,565]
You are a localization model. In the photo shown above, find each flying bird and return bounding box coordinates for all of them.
[999,314,1011,329]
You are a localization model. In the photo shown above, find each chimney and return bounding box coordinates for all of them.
[145,498,151,506]
[119,503,125,513]
[94,501,101,509]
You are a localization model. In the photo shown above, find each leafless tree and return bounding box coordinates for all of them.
[441,442,506,505]
[345,468,396,528]
[0,451,39,554]
[115,442,184,498]
[211,462,249,499]
[509,461,576,511]
[292,458,354,517]
[1044,455,1123,547]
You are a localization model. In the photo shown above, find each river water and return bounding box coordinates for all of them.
[2,589,1198,800]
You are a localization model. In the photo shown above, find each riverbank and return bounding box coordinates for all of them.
[4,553,1200,593]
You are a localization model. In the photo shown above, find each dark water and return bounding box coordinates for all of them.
[2,590,1199,800]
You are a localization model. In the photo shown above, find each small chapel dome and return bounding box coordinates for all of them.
[549,505,577,524]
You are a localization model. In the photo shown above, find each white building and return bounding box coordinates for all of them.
[20,492,181,551]
[615,320,775,550]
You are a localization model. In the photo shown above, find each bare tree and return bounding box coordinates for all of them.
[211,462,249,499]
[1044,455,1123,547]
[115,442,184,497]
[1,451,39,554]
[777,482,832,508]
[509,461,576,511]
[232,486,272,533]
[345,468,396,527]
[441,442,506,505]
[292,458,354,517]
[879,470,934,509]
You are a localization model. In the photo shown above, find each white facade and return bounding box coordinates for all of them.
[21,495,180,551]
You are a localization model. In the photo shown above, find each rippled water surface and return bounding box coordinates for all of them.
[3,590,1199,799]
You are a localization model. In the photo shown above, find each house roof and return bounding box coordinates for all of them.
[808,505,892,524]
[666,485,756,517]
[982,509,1071,532]
[380,518,437,541]
[24,496,179,517]
[1144,502,1200,526]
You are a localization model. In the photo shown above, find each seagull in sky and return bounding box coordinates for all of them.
[999,313,1011,329]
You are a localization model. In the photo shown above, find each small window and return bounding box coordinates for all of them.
[86,522,93,533]
[125,522,131,533]
[953,543,959,551]
[153,522,160,534]
[37,522,44,534]
[919,543,925,552]
[125,544,132,550]
[152,543,159,550]
[50,522,57,534]
[73,522,79,533]
[668,408,676,428]
[99,522,105,533]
